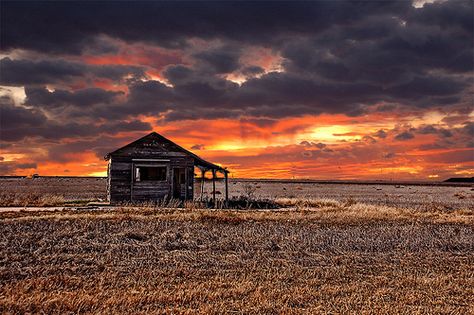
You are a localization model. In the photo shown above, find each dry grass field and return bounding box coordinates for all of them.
[0,176,473,209]
[0,177,473,314]
[0,177,106,206]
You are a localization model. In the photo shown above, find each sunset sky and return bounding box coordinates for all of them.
[1,0,473,180]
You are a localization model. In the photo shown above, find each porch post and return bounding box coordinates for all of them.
[200,168,206,202]
[224,170,229,206]
[212,169,216,207]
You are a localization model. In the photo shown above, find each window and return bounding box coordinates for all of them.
[135,166,167,182]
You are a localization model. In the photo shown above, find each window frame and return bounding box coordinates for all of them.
[133,164,169,183]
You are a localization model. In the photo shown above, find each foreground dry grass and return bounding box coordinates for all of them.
[1,205,473,314]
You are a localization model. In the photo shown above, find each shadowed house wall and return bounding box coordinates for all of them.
[105,132,228,204]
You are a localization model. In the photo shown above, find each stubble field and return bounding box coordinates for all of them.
[0,177,473,314]
[0,176,472,209]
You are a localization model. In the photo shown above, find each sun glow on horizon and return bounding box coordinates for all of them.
[305,125,362,142]
[88,171,107,177]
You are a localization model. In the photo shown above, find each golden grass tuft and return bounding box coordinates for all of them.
[275,197,342,208]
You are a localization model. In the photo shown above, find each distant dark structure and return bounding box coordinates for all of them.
[105,132,228,204]
[444,177,474,183]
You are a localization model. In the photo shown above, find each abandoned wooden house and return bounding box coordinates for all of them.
[105,132,228,204]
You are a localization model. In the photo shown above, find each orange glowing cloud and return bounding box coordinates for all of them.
[3,111,473,180]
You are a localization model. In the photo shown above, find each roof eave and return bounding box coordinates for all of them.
[104,131,229,173]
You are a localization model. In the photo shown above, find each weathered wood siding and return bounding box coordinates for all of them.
[109,159,133,202]
[108,156,195,203]
[107,133,198,203]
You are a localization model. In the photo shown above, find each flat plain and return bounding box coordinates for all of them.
[0,177,473,314]
[1,176,473,209]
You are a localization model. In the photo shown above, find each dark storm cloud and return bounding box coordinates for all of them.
[118,80,176,116]
[28,119,151,141]
[282,33,471,87]
[25,87,123,108]
[118,67,241,119]
[1,93,152,142]
[461,121,473,134]
[158,70,380,120]
[425,149,474,164]
[275,1,473,116]
[0,58,84,85]
[7,119,150,142]
[1,0,472,123]
[410,0,473,32]
[417,124,453,138]
[362,135,377,144]
[120,69,467,121]
[1,1,412,54]
[384,75,467,104]
[193,45,242,74]
[162,107,243,122]
[45,136,132,162]
[383,122,473,151]
[240,118,277,128]
[163,65,194,85]
[162,64,242,101]
[91,64,146,82]
[241,66,265,77]
[442,114,473,126]
[100,120,152,135]
[235,72,375,110]
[394,131,415,141]
[0,95,47,141]
[82,35,121,55]
[418,124,440,134]
[191,144,205,150]
[374,130,388,139]
[0,58,145,85]
[300,141,326,149]
[383,152,396,159]
[0,161,37,174]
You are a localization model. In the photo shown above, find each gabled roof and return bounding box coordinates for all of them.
[105,132,228,173]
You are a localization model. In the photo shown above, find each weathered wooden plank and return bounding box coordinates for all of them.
[130,192,168,196]
[132,189,168,194]
[132,187,169,192]
[110,182,131,187]
[110,179,131,183]
[110,194,130,199]
[110,195,131,201]
[110,187,131,193]
[110,183,131,189]
[110,172,131,178]
[110,183,131,188]
[110,163,132,171]
[132,188,169,193]
[133,182,169,187]
[131,196,168,202]
[112,151,188,159]
[112,155,193,164]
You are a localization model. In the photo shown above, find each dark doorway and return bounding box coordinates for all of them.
[173,168,186,199]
